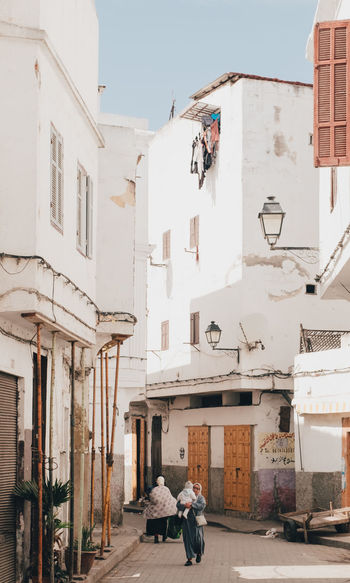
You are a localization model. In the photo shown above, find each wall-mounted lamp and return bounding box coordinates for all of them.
[205,321,240,363]
[179,447,185,460]
[258,196,318,253]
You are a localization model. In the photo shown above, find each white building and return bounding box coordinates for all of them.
[293,0,350,510]
[0,2,148,581]
[143,72,350,518]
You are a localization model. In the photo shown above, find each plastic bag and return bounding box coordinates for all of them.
[167,515,182,539]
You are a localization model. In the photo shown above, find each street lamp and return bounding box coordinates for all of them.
[205,321,240,362]
[258,196,318,252]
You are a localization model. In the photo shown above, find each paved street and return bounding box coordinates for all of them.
[101,515,350,583]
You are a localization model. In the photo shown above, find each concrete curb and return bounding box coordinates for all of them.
[80,533,141,583]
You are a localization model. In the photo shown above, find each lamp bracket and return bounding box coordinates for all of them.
[212,347,240,363]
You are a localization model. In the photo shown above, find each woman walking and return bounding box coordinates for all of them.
[144,476,177,543]
[177,481,206,566]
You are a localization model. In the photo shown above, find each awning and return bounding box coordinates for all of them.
[180,101,220,122]
[294,397,350,414]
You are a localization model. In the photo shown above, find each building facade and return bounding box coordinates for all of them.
[143,72,350,518]
[293,0,350,511]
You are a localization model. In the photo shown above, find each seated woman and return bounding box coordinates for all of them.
[143,476,177,543]
[177,482,206,566]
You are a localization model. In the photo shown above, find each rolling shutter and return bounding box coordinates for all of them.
[0,372,18,583]
[314,20,350,167]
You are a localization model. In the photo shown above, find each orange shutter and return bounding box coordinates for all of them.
[314,20,350,167]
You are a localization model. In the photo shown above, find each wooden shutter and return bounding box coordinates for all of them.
[161,320,169,350]
[190,216,199,249]
[50,125,63,229]
[314,20,350,167]
[190,311,200,344]
[76,166,84,251]
[86,176,93,258]
[0,373,17,583]
[162,230,170,260]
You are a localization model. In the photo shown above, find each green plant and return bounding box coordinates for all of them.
[73,524,99,551]
[13,478,71,577]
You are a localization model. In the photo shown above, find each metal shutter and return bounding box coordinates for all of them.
[0,372,18,583]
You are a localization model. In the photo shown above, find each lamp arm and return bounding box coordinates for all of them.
[212,347,240,363]
[270,245,318,251]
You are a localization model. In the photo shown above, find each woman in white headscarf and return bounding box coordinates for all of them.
[144,476,177,543]
[176,481,206,566]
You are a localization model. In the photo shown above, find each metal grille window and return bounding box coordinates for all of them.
[161,320,169,351]
[162,230,171,260]
[190,215,199,249]
[77,165,93,258]
[190,311,200,345]
[50,124,63,230]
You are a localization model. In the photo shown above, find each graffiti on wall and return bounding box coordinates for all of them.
[258,432,295,469]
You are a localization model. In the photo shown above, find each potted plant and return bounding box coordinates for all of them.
[65,525,98,575]
[13,478,71,583]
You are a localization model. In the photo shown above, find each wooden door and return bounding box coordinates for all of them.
[151,415,162,484]
[224,425,251,512]
[188,426,209,498]
[131,417,146,500]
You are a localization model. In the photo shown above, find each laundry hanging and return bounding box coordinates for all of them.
[190,112,220,189]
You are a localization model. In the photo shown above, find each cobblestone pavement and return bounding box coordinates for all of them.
[101,515,350,583]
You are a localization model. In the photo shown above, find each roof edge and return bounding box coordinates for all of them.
[189,72,313,101]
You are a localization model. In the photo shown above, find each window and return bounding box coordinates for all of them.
[190,215,199,249]
[330,167,337,211]
[305,283,317,295]
[161,320,169,351]
[77,165,93,257]
[314,20,350,167]
[279,406,291,433]
[50,124,63,230]
[162,230,170,260]
[190,311,200,345]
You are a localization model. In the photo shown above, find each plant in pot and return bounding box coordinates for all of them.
[65,525,99,575]
[13,478,71,583]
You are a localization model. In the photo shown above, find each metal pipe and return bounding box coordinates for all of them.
[68,342,76,582]
[49,332,57,583]
[90,367,96,537]
[100,340,122,554]
[36,323,43,583]
[105,352,110,546]
[99,350,105,556]
[76,348,86,575]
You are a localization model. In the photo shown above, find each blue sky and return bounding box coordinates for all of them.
[96,0,317,130]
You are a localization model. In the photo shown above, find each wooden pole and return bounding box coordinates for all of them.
[36,323,43,583]
[90,367,96,537]
[99,350,105,556]
[100,340,122,554]
[68,342,76,582]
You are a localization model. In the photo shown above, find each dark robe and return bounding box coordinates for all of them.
[177,494,206,559]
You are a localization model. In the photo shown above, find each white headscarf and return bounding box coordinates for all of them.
[193,482,202,494]
[184,480,193,489]
[156,475,165,486]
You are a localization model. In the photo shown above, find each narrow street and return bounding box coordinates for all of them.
[102,515,350,583]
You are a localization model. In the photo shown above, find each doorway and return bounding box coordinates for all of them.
[151,415,162,484]
[131,417,146,500]
[187,426,209,498]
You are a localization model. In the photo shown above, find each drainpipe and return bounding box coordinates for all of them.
[36,323,43,583]
[99,350,106,556]
[68,341,76,583]
[76,348,86,575]
[49,332,57,583]
[100,340,122,554]
[105,352,111,547]
[90,367,96,537]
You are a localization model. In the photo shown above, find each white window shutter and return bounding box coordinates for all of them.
[76,166,83,250]
[50,125,63,230]
[86,176,93,258]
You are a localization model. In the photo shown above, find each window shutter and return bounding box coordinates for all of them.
[194,311,199,344]
[194,215,199,247]
[50,125,63,229]
[314,20,350,167]
[76,166,86,252]
[163,230,170,260]
[86,176,93,258]
[190,217,195,248]
[161,321,169,350]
